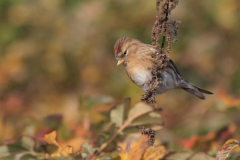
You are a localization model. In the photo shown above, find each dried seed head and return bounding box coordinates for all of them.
[143,0,180,105]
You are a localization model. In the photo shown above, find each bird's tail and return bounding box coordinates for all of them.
[181,80,213,100]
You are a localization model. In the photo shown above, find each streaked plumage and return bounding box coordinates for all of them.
[114,37,213,100]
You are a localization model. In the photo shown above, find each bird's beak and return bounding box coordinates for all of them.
[117,59,124,66]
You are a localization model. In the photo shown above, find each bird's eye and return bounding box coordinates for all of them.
[124,51,127,55]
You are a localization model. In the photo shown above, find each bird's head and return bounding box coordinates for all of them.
[114,37,140,66]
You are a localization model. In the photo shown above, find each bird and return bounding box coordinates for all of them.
[114,37,213,100]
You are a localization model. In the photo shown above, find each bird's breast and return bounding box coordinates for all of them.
[126,65,152,91]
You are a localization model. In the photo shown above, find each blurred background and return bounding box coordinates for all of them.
[0,0,240,154]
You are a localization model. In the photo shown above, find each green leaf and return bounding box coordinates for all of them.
[0,136,36,158]
[188,152,216,160]
[110,98,131,127]
[0,145,27,158]
[81,142,98,158]
[144,150,215,160]
[106,123,116,136]
[163,151,193,159]
[128,102,153,120]
[41,144,59,154]
[19,153,38,160]
[44,114,63,130]
[216,139,240,160]
[95,123,116,147]
[123,102,164,135]
[17,136,36,151]
[120,127,139,136]
[128,112,164,129]
[101,100,164,151]
[110,151,119,159]
[143,145,215,160]
[117,127,140,142]
[95,135,107,147]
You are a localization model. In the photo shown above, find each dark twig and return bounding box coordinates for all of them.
[143,0,179,105]
[161,3,169,49]
[140,0,180,146]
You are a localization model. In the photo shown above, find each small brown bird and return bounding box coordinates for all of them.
[114,37,213,99]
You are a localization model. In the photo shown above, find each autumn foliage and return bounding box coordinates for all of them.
[0,0,240,160]
[0,99,240,159]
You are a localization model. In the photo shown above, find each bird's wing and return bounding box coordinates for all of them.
[148,45,182,78]
[167,59,182,77]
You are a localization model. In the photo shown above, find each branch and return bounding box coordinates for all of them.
[161,3,169,49]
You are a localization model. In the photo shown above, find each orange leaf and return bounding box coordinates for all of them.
[178,132,216,149]
[118,135,149,160]
[219,89,240,107]
[178,136,198,150]
[216,139,240,160]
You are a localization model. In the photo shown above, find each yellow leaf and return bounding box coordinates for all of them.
[42,130,62,155]
[42,130,74,157]
[118,135,149,160]
[61,145,73,156]
[142,145,169,160]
